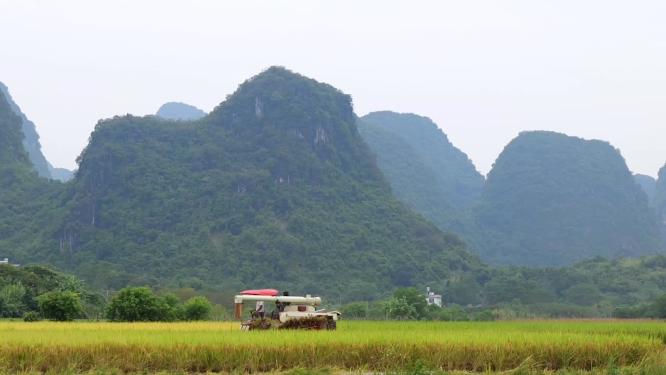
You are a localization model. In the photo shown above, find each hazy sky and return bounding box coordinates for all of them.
[1,1,665,176]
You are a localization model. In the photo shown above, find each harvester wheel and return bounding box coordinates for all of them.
[326,319,337,330]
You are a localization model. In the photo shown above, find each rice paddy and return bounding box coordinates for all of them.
[0,320,664,374]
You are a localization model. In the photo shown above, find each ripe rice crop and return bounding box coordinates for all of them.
[0,320,664,373]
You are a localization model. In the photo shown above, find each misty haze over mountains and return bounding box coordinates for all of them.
[357,114,663,266]
[1,67,665,307]
[0,83,73,182]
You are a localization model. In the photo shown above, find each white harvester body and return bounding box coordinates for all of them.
[234,291,340,329]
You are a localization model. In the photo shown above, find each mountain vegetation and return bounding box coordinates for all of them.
[156,102,207,121]
[474,131,662,266]
[3,68,666,312]
[357,112,483,234]
[356,116,663,269]
[50,167,74,182]
[0,90,69,272]
[635,174,657,204]
[0,82,73,182]
[0,67,482,299]
[654,165,666,239]
[359,112,483,209]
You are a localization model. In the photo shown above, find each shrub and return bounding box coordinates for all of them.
[341,302,368,319]
[162,293,185,321]
[23,311,41,322]
[471,309,496,321]
[427,305,469,321]
[183,296,212,321]
[385,288,427,320]
[37,291,84,321]
[106,287,172,322]
[385,297,418,320]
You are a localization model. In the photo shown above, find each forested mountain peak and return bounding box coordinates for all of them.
[0,89,65,257]
[475,130,662,266]
[0,82,73,182]
[0,82,51,178]
[359,111,484,210]
[211,67,349,129]
[7,67,482,297]
[206,66,382,181]
[356,111,484,243]
[0,87,30,168]
[156,102,206,121]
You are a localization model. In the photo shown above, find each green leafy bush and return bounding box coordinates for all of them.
[385,288,427,320]
[183,296,212,321]
[23,311,41,322]
[106,287,173,322]
[37,291,83,321]
[340,302,369,319]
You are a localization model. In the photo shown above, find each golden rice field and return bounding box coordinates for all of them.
[0,320,665,374]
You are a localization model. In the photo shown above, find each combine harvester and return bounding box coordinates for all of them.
[234,289,341,330]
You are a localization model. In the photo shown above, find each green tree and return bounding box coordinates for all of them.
[384,288,428,320]
[393,288,427,318]
[0,283,26,317]
[106,287,171,322]
[37,291,83,321]
[161,293,184,321]
[564,284,602,306]
[385,297,417,320]
[650,294,666,319]
[340,302,368,319]
[446,276,482,305]
[183,296,213,321]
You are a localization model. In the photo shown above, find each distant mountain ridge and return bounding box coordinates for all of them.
[360,112,484,209]
[357,114,663,267]
[474,131,662,266]
[0,82,73,182]
[357,111,483,235]
[156,102,207,121]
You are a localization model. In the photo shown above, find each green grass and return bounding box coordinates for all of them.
[0,320,664,373]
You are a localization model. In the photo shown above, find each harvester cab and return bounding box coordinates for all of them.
[234,289,340,330]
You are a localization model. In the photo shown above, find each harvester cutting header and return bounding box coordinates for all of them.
[234,289,340,330]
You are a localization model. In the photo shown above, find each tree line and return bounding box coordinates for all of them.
[0,265,216,322]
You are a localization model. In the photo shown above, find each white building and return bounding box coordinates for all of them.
[0,258,18,266]
[425,287,443,307]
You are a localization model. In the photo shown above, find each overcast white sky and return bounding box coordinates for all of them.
[1,1,665,176]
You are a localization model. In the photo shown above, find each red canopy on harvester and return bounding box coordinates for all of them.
[239,289,279,296]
